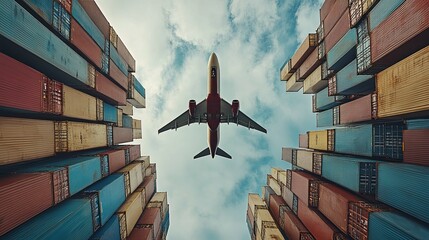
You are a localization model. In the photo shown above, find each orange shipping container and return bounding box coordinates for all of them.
[291,34,318,70]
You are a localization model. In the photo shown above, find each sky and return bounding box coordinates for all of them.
[97,0,322,239]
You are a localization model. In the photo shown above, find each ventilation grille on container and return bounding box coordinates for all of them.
[333,106,340,125]
[348,201,389,240]
[53,1,71,40]
[100,155,109,177]
[124,172,131,197]
[286,170,292,190]
[292,194,298,215]
[327,129,335,151]
[52,169,69,204]
[318,41,326,60]
[107,126,113,146]
[309,181,320,207]
[317,22,324,43]
[313,153,322,175]
[89,193,101,232]
[357,36,372,74]
[54,121,69,152]
[88,64,96,88]
[373,123,404,159]
[371,93,377,120]
[328,76,337,96]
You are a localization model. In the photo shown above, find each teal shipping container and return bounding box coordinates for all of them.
[103,102,118,123]
[71,0,105,50]
[406,119,429,130]
[90,215,121,240]
[327,28,357,72]
[0,0,90,87]
[132,75,146,98]
[3,198,94,240]
[334,123,404,159]
[369,0,405,31]
[377,163,429,224]
[84,173,126,226]
[161,206,170,235]
[313,87,346,112]
[316,109,333,127]
[331,59,374,95]
[122,114,133,128]
[369,211,429,239]
[321,154,378,195]
[20,0,53,23]
[110,42,129,75]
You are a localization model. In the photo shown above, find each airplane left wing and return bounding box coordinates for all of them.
[158,99,207,134]
[220,99,267,133]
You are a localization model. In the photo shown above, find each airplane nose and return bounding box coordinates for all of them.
[209,52,219,66]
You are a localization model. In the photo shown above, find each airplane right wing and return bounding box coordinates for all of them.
[158,99,207,134]
[220,99,267,133]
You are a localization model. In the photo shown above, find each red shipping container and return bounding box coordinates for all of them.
[403,129,429,166]
[298,199,345,240]
[71,18,102,69]
[109,59,128,90]
[136,207,162,238]
[113,127,133,145]
[320,0,337,21]
[323,0,349,37]
[128,145,141,162]
[58,0,72,13]
[281,206,313,240]
[291,171,321,207]
[370,0,429,72]
[339,94,373,124]
[0,52,62,114]
[141,175,156,204]
[128,226,153,240]
[318,182,362,233]
[77,0,110,38]
[95,70,127,106]
[348,202,389,240]
[0,173,54,236]
[297,47,321,80]
[268,195,286,225]
[117,37,136,72]
[325,9,350,53]
[299,134,309,148]
[105,149,126,173]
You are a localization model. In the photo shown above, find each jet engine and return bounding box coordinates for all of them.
[232,100,239,118]
[189,100,196,117]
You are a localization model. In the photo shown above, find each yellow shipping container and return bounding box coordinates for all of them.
[132,119,141,129]
[255,208,275,236]
[286,72,302,92]
[248,193,267,217]
[291,33,318,70]
[119,102,133,115]
[267,175,281,196]
[296,149,314,172]
[54,121,107,152]
[133,129,142,139]
[117,192,143,238]
[261,227,285,240]
[277,171,287,186]
[377,45,429,117]
[0,117,54,165]
[308,130,329,151]
[303,65,328,94]
[270,168,284,182]
[280,59,293,81]
[136,156,150,170]
[118,162,143,196]
[62,85,97,120]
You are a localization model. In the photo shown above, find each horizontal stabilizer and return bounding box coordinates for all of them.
[216,147,232,159]
[194,147,210,159]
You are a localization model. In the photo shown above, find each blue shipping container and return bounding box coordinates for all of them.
[122,114,133,128]
[71,0,105,50]
[21,0,53,24]
[103,102,118,123]
[110,42,129,75]
[406,119,429,130]
[327,28,357,72]
[1,0,90,86]
[316,109,333,127]
[161,207,170,234]
[369,211,429,239]
[377,163,429,224]
[3,198,94,240]
[369,0,405,31]
[84,173,126,226]
[314,87,346,112]
[53,1,71,40]
[133,75,146,98]
[335,59,374,95]
[90,215,121,240]
[321,154,377,195]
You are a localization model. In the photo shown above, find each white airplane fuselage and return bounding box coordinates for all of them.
[206,53,221,158]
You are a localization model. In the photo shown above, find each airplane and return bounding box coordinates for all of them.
[158,53,267,159]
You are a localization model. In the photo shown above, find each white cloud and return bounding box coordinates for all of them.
[295,0,323,43]
[96,0,319,239]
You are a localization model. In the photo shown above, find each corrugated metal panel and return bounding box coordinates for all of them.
[133,119,142,129]
[369,211,429,239]
[297,47,320,81]
[291,171,320,207]
[318,182,361,233]
[297,199,345,240]
[0,117,54,165]
[285,72,302,92]
[291,34,318,70]
[334,59,374,95]
[117,36,136,72]
[117,109,123,127]
[308,130,329,151]
[377,163,429,224]
[95,70,127,106]
[63,85,97,120]
[71,0,105,49]
[368,0,405,31]
[85,174,126,225]
[139,175,155,205]
[303,65,328,94]
[406,119,429,130]
[71,18,102,68]
[323,0,349,37]
[149,192,168,220]
[110,42,128,75]
[135,208,161,239]
[128,145,141,162]
[314,87,346,112]
[339,94,372,124]
[54,121,107,152]
[0,173,53,236]
[281,205,314,240]
[377,45,429,118]
[403,130,429,166]
[20,0,53,23]
[371,0,429,71]
[90,215,121,240]
[0,0,90,86]
[335,125,373,156]
[103,102,118,123]
[77,0,110,39]
[128,88,146,108]
[325,9,350,53]
[267,175,281,196]
[3,198,93,239]
[128,226,153,240]
[118,162,143,194]
[320,0,336,21]
[347,201,389,240]
[327,28,357,72]
[113,127,133,145]
[316,108,333,127]
[119,102,133,116]
[117,192,143,237]
[109,59,128,90]
[296,149,314,172]
[321,154,378,195]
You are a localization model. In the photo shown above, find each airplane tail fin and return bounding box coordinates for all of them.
[194,148,210,159]
[216,147,232,159]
